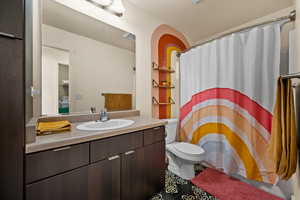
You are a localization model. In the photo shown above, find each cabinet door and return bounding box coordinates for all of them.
[89,156,121,200]
[144,141,166,198]
[0,0,24,38]
[0,37,24,200]
[121,148,145,200]
[26,167,88,200]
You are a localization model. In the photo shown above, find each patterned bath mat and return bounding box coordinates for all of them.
[150,170,217,200]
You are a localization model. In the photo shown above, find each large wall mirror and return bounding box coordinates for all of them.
[27,0,136,120]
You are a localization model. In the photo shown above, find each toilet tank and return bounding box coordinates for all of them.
[164,118,178,144]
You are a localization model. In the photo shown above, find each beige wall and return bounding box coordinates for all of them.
[196,7,295,48]
[42,24,135,113]
[52,0,169,116]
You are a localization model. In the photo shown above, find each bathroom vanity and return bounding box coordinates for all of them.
[25,118,166,200]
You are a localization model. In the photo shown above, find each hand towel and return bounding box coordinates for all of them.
[269,78,297,180]
[36,120,71,136]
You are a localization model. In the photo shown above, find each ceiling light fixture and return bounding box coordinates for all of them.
[87,0,125,17]
[107,0,126,16]
[123,32,135,41]
[87,0,112,7]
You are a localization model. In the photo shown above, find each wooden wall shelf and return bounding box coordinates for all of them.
[154,85,175,89]
[153,68,175,73]
[154,102,175,105]
[152,97,175,105]
[152,80,175,89]
[152,62,175,73]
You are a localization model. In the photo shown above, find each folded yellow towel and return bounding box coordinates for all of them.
[36,120,71,136]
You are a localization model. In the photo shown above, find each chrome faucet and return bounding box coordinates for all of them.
[90,107,109,122]
[100,108,109,122]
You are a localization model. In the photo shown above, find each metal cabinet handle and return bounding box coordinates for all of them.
[108,155,120,161]
[53,146,71,152]
[0,32,16,39]
[125,150,135,155]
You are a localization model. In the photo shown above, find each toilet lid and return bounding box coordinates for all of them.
[173,142,204,155]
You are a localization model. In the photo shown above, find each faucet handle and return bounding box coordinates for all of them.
[90,107,96,114]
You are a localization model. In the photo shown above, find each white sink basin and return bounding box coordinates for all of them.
[76,119,135,131]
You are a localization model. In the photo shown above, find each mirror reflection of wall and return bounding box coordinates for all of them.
[31,0,136,116]
[42,46,70,115]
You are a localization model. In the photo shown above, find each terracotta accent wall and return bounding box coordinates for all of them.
[151,25,189,119]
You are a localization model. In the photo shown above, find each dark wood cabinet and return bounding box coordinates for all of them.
[0,0,24,38]
[25,127,166,200]
[121,148,145,200]
[144,126,165,146]
[0,36,24,200]
[26,167,88,200]
[144,141,166,198]
[89,156,121,200]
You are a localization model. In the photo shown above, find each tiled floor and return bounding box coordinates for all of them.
[150,170,218,200]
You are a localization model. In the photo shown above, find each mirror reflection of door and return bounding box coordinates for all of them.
[42,46,70,115]
[58,64,70,114]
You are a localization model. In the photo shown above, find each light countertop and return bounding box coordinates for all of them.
[26,116,167,154]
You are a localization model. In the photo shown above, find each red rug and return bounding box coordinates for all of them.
[191,168,283,200]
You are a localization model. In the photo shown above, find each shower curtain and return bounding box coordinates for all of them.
[180,23,281,184]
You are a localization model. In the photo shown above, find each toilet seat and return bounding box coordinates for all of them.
[167,142,205,162]
[174,142,205,155]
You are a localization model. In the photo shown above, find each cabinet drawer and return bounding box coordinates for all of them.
[144,126,165,146]
[26,167,88,200]
[26,143,89,183]
[91,132,143,163]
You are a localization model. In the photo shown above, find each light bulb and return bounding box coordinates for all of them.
[107,0,125,15]
[89,0,112,7]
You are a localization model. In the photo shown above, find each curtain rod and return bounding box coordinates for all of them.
[281,72,300,80]
[178,10,296,56]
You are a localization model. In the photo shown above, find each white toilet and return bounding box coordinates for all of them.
[165,118,205,180]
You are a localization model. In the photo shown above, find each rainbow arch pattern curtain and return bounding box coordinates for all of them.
[180,23,281,183]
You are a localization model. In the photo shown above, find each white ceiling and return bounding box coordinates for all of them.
[43,0,135,52]
[127,0,293,43]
